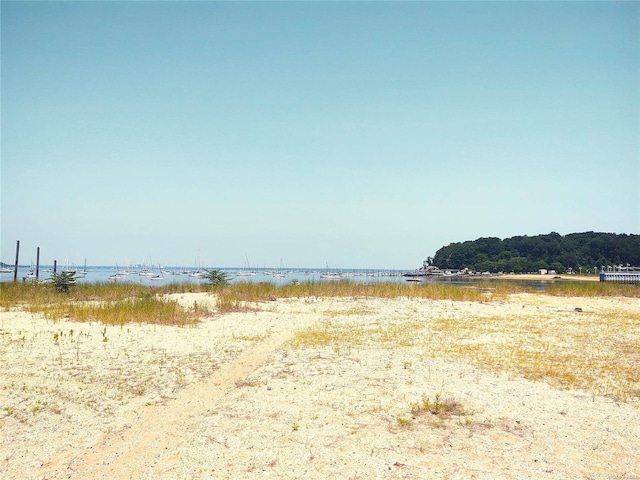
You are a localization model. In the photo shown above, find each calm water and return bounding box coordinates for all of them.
[1,265,409,286]
[1,265,564,290]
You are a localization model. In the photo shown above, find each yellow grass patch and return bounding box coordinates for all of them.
[290,299,640,403]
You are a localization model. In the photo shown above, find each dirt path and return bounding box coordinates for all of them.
[41,328,298,479]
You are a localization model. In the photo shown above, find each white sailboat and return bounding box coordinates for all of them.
[62,256,76,275]
[235,255,258,277]
[109,263,123,281]
[189,255,206,278]
[76,258,88,278]
[23,262,37,282]
[138,258,154,276]
[272,258,287,278]
[150,264,164,281]
[320,263,342,280]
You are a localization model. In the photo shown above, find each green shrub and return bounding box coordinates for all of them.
[204,269,231,287]
[49,271,77,293]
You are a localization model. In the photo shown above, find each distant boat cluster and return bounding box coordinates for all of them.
[106,266,403,282]
[107,264,208,281]
[0,263,408,285]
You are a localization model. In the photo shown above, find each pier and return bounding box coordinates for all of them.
[599,270,640,284]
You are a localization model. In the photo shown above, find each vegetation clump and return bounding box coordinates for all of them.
[204,269,231,287]
[410,393,466,417]
[49,271,77,293]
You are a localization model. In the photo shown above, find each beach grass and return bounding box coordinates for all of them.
[541,280,639,297]
[212,279,638,312]
[461,279,640,298]
[213,280,492,312]
[0,282,205,326]
[1,278,638,327]
[39,292,199,327]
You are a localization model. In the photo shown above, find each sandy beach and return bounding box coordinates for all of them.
[491,274,600,282]
[1,292,638,479]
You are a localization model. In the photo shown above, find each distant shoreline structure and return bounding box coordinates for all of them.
[402,260,640,283]
[599,271,640,284]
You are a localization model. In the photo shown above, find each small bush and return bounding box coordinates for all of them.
[49,271,77,293]
[204,269,231,287]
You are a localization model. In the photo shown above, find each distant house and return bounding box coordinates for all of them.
[421,265,443,275]
[539,269,548,275]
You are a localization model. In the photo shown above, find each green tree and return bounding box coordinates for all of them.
[430,232,639,272]
[204,269,230,287]
[49,271,77,293]
[549,262,566,274]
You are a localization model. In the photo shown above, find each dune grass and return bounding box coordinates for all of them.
[39,292,199,326]
[214,280,493,312]
[0,282,206,326]
[458,279,640,298]
[0,280,214,309]
[541,281,639,297]
[1,277,637,326]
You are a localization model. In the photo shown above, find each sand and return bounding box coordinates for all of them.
[494,274,600,282]
[1,292,638,479]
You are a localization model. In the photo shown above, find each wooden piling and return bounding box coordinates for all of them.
[13,240,20,282]
[36,247,40,280]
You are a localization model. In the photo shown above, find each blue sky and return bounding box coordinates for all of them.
[2,1,639,270]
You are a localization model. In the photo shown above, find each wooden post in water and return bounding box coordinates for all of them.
[53,260,57,274]
[13,240,20,282]
[36,247,40,281]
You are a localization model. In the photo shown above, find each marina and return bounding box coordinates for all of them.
[0,265,408,286]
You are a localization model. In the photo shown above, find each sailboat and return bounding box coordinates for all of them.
[150,264,164,281]
[62,257,76,275]
[320,263,342,280]
[272,258,287,278]
[75,258,88,278]
[139,264,154,276]
[109,264,123,281]
[24,262,38,282]
[235,255,258,277]
[188,255,206,278]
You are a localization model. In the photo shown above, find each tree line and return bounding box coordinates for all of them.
[431,232,640,274]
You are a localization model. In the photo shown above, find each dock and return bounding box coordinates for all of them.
[599,271,640,283]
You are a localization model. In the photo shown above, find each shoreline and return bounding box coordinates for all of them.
[407,273,601,282]
[486,273,600,282]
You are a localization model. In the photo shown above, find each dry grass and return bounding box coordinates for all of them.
[213,279,639,312]
[214,280,492,312]
[290,298,640,404]
[0,283,203,326]
[39,293,200,326]
[410,393,467,417]
[431,309,640,402]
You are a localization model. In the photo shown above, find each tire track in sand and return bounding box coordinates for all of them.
[41,328,298,479]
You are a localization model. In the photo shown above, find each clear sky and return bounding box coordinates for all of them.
[2,1,639,270]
